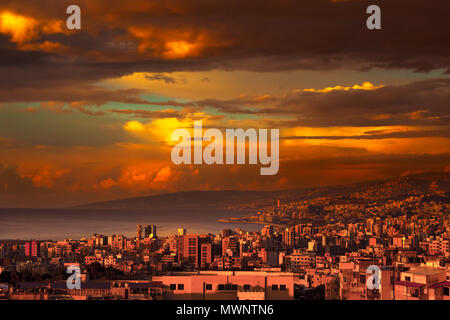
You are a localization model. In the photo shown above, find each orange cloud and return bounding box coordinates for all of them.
[0,11,37,43]
[0,10,68,51]
[164,41,195,59]
[21,41,70,54]
[127,25,226,59]
[99,178,119,189]
[124,121,145,132]
[153,166,172,182]
[302,81,384,93]
[28,168,70,189]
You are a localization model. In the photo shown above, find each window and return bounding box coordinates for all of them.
[359,274,366,284]
[170,284,176,290]
[205,284,212,290]
[272,284,278,291]
[177,284,184,290]
[280,285,286,291]
[243,284,250,290]
[444,287,449,296]
[218,284,237,290]
[405,276,411,282]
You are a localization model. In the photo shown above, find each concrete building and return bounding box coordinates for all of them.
[395,267,447,300]
[24,241,40,257]
[152,271,301,300]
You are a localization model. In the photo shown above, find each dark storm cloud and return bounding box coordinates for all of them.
[195,79,450,127]
[282,129,450,140]
[0,164,36,193]
[143,73,178,84]
[1,76,449,130]
[0,85,149,105]
[0,0,449,93]
[107,108,185,118]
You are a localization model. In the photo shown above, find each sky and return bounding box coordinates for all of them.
[0,0,449,207]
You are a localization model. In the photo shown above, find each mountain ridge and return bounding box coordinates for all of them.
[74,171,449,209]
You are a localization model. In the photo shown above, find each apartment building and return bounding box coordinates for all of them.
[152,271,301,300]
[395,267,447,300]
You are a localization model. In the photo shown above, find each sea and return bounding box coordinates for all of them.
[0,208,261,241]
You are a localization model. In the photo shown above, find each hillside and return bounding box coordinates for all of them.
[75,172,449,210]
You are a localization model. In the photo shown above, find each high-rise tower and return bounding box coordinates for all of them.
[136,224,142,241]
[144,224,157,238]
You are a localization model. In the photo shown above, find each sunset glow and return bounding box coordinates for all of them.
[0,0,448,207]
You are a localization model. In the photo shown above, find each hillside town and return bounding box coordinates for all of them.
[1,192,449,300]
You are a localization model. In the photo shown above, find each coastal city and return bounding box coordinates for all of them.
[0,0,448,316]
[1,179,449,300]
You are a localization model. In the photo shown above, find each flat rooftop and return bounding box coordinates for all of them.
[405,267,446,276]
[163,271,301,277]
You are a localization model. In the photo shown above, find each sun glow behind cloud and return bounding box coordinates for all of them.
[0,11,37,43]
[123,118,190,145]
[301,81,384,93]
[0,10,68,53]
[164,40,194,59]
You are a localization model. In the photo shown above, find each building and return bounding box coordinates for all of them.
[144,225,157,239]
[153,271,298,300]
[178,235,199,268]
[200,243,213,269]
[24,241,40,258]
[136,224,142,241]
[11,281,163,300]
[428,281,450,300]
[261,225,274,237]
[222,236,239,257]
[282,228,295,247]
[395,267,447,300]
[287,251,316,270]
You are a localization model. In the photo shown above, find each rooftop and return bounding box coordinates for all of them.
[429,281,450,289]
[395,281,425,288]
[405,267,446,276]
[164,271,299,277]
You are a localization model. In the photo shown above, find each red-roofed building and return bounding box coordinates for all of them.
[395,267,447,300]
[428,281,450,300]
